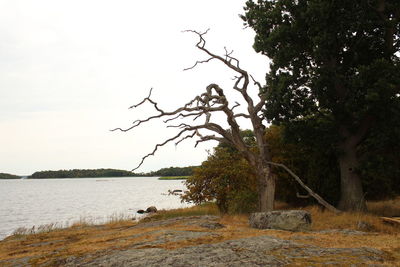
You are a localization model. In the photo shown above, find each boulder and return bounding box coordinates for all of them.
[146,206,158,213]
[249,210,312,231]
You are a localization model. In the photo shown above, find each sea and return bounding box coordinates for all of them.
[0,177,191,240]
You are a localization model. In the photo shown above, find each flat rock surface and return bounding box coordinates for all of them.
[67,235,384,267]
[63,216,385,267]
[0,215,392,266]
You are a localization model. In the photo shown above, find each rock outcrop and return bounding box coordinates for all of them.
[146,206,158,213]
[249,210,312,231]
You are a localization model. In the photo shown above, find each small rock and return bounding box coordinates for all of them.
[146,206,158,213]
[137,210,146,214]
[249,210,312,231]
[357,221,373,231]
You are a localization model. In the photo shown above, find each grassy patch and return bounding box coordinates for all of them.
[158,176,189,180]
[140,203,219,222]
[302,206,399,234]
[367,197,400,217]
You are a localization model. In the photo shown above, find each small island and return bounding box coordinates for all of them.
[0,173,21,179]
[19,166,197,179]
[29,168,142,179]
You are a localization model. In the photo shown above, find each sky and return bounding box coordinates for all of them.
[0,0,270,175]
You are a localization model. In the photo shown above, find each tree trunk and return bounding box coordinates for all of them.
[337,142,366,211]
[258,167,275,212]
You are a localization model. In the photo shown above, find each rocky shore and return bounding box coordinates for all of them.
[1,215,395,266]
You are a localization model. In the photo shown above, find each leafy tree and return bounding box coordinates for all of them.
[182,133,258,213]
[243,0,400,211]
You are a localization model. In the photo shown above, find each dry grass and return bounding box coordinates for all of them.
[367,197,400,217]
[141,202,220,222]
[0,200,399,266]
[304,206,399,234]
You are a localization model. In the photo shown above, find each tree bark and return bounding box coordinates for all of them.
[337,141,367,211]
[258,166,275,212]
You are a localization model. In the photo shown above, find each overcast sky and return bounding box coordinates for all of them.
[0,0,270,175]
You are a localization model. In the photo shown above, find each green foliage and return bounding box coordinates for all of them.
[181,143,258,214]
[243,0,400,127]
[268,124,399,204]
[0,173,21,179]
[243,0,400,208]
[266,125,341,205]
[358,113,400,199]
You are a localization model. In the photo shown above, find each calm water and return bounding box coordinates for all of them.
[0,177,191,240]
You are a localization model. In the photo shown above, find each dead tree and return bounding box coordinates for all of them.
[112,29,276,211]
[113,30,341,213]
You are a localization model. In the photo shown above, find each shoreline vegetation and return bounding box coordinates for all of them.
[0,173,21,179]
[158,176,189,180]
[1,199,399,266]
[0,166,197,179]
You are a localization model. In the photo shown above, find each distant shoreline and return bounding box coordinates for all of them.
[0,176,156,180]
[0,173,21,179]
[158,176,189,180]
[1,166,196,180]
[0,176,191,180]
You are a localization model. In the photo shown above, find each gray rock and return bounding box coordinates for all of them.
[357,221,374,231]
[317,229,368,235]
[199,222,225,230]
[249,210,312,231]
[66,235,384,267]
[146,206,158,213]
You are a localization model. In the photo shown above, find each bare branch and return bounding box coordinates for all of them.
[250,75,262,91]
[234,113,251,119]
[184,29,247,77]
[183,57,214,71]
[133,129,189,171]
[175,132,196,146]
[255,94,267,113]
[195,136,225,147]
[230,101,240,112]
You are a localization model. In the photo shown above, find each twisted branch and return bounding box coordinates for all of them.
[114,29,267,172]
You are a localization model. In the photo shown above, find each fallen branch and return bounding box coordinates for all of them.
[266,161,341,214]
[381,217,400,226]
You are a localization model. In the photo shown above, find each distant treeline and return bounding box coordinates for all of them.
[0,173,21,179]
[28,166,198,179]
[148,166,197,177]
[30,169,140,179]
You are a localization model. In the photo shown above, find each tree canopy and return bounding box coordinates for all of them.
[243,0,400,211]
[149,166,197,177]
